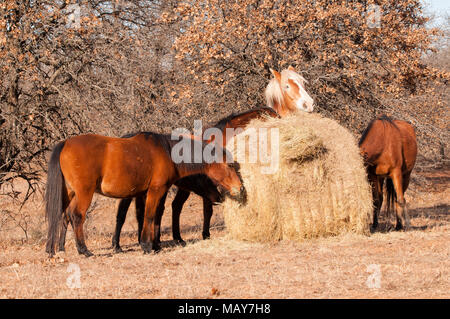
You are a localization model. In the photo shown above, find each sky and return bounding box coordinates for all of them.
[422,0,449,25]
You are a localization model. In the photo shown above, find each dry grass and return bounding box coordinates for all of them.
[0,167,448,299]
[223,112,372,242]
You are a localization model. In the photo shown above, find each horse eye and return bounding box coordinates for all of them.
[285,85,290,89]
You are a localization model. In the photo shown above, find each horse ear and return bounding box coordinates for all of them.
[288,65,295,72]
[270,68,281,82]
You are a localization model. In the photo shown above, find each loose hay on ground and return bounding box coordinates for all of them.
[223,112,372,242]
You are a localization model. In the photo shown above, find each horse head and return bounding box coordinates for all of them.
[265,66,314,116]
[204,148,247,205]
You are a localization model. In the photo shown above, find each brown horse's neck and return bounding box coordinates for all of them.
[207,108,279,146]
[175,162,209,180]
[359,120,390,165]
[175,163,226,190]
[272,100,286,117]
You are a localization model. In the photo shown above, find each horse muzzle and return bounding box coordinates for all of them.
[228,186,247,206]
[296,99,314,113]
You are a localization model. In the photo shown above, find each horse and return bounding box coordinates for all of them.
[359,115,417,231]
[111,65,315,249]
[45,132,246,257]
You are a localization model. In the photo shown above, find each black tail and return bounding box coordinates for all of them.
[45,141,66,257]
[385,178,396,219]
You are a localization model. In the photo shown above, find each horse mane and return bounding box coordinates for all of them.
[358,115,398,146]
[281,69,308,86]
[209,107,278,132]
[121,131,143,138]
[265,68,307,108]
[122,131,181,156]
[265,78,283,109]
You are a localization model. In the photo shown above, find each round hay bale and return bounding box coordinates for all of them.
[223,112,372,242]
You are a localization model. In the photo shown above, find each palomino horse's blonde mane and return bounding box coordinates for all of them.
[265,68,308,109]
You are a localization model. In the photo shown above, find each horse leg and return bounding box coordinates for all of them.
[391,170,407,231]
[154,191,168,245]
[402,171,412,192]
[369,174,383,231]
[377,177,385,228]
[135,195,146,244]
[140,187,168,254]
[400,171,412,229]
[171,189,190,245]
[58,213,69,252]
[58,190,74,252]
[67,192,94,257]
[202,199,213,240]
[112,198,132,253]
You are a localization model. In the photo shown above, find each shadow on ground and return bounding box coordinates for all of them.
[371,203,449,233]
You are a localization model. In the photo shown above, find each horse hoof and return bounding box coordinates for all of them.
[202,234,211,240]
[370,223,378,232]
[141,242,152,254]
[153,245,162,253]
[176,239,186,247]
[83,250,94,257]
[114,246,123,254]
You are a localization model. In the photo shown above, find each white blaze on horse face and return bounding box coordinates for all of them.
[292,79,314,113]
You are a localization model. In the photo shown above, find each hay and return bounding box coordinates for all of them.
[223,112,372,242]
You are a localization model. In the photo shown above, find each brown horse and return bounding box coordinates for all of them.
[359,115,417,231]
[45,132,245,257]
[109,66,315,249]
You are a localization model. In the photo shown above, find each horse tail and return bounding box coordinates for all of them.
[385,178,397,219]
[45,141,66,257]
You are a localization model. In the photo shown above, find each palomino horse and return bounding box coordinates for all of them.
[111,66,315,249]
[45,132,245,257]
[359,116,417,231]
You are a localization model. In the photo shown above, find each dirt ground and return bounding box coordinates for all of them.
[0,167,448,298]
